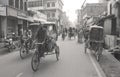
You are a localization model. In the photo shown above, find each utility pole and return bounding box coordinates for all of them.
[81,0,87,8]
[80,0,87,28]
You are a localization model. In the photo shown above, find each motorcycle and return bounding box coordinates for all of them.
[4,38,16,52]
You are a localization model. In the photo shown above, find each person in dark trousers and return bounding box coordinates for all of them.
[34,24,47,57]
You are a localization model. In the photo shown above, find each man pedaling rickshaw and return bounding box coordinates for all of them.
[34,24,57,57]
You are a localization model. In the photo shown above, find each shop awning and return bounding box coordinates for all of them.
[17,16,34,22]
[17,16,27,20]
[33,17,47,23]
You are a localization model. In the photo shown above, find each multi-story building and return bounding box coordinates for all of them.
[79,3,107,27]
[0,0,30,39]
[28,0,63,25]
[103,0,120,36]
[82,3,107,19]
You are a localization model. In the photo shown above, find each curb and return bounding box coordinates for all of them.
[88,50,107,77]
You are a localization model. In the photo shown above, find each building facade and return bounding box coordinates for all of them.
[82,3,107,19]
[103,0,120,36]
[0,0,30,39]
[79,3,107,28]
[28,0,63,25]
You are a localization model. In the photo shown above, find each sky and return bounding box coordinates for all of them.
[63,0,99,24]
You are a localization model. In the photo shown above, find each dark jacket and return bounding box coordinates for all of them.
[35,27,47,43]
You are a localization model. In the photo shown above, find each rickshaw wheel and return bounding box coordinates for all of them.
[96,47,103,61]
[84,43,87,54]
[20,46,26,59]
[31,51,40,72]
[55,46,60,61]
[85,47,87,54]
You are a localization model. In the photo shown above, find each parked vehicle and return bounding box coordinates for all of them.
[4,38,16,52]
[19,30,34,59]
[84,25,104,61]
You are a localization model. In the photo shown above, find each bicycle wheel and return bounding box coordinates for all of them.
[31,52,40,72]
[20,45,26,59]
[55,46,60,61]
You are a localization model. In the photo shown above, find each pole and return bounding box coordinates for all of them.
[81,0,87,8]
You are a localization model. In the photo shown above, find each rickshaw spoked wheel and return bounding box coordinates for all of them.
[31,51,40,72]
[55,46,60,61]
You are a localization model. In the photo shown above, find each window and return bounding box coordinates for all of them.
[110,4,112,14]
[28,1,43,7]
[24,2,27,11]
[9,0,14,7]
[38,0,42,6]
[52,13,55,17]
[20,0,23,10]
[52,2,55,7]
[47,3,50,7]
[28,2,32,7]
[47,13,50,18]
[15,0,19,8]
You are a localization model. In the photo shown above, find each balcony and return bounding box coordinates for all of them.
[28,6,44,11]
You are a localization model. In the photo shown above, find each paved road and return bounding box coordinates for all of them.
[0,38,99,77]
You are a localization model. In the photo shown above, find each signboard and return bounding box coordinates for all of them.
[0,6,6,16]
[7,7,17,17]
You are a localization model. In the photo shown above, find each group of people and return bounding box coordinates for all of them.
[61,27,78,40]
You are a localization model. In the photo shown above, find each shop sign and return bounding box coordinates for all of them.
[0,6,6,16]
[7,7,17,17]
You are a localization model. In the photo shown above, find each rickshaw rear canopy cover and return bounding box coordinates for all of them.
[89,25,104,41]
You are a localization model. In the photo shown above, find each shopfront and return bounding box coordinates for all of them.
[0,6,6,40]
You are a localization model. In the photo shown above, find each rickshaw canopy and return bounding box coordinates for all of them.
[89,25,103,30]
[89,25,104,42]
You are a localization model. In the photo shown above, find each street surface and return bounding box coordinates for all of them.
[0,38,100,77]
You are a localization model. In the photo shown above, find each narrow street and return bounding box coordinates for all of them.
[0,38,101,77]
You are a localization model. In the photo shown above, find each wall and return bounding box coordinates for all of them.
[82,3,107,19]
[104,19,112,35]
[0,0,8,5]
[1,17,7,38]
[105,35,117,48]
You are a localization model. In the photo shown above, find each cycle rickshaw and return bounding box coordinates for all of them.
[84,25,104,61]
[19,23,38,59]
[31,22,60,72]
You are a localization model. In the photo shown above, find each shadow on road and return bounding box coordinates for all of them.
[31,58,59,75]
[0,48,10,56]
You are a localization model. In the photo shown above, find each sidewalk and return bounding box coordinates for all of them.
[99,50,120,77]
